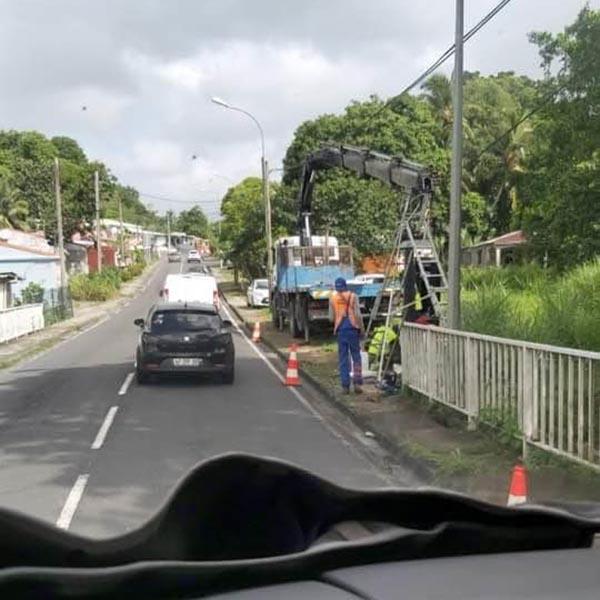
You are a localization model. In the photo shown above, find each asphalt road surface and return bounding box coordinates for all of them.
[0,257,395,538]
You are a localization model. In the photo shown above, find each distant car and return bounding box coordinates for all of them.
[246,278,270,307]
[160,273,220,309]
[188,249,201,262]
[167,248,181,263]
[134,303,234,384]
[187,262,208,274]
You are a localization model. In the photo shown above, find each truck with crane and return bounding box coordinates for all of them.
[271,144,446,342]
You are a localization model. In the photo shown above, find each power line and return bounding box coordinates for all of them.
[138,191,221,205]
[363,0,515,125]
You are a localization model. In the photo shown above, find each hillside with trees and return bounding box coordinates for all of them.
[0,130,166,240]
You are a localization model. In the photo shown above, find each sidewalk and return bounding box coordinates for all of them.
[0,261,161,370]
[217,269,600,506]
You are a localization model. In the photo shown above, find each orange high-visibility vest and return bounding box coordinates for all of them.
[331,291,360,333]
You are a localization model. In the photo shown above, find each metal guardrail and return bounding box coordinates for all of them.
[401,323,600,469]
[0,304,45,344]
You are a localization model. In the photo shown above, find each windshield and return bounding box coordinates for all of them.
[150,311,219,333]
[2,0,599,554]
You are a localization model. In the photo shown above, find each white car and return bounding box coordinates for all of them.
[246,279,270,307]
[188,249,201,262]
[160,273,219,308]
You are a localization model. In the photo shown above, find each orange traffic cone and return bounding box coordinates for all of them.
[507,463,528,506]
[284,344,300,386]
[251,321,261,343]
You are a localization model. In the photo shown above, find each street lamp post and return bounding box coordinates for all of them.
[211,97,273,291]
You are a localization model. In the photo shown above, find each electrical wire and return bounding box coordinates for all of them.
[363,0,515,126]
[138,191,221,205]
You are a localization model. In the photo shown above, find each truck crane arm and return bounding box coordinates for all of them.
[297,144,433,244]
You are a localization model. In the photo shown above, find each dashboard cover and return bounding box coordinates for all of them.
[0,453,599,598]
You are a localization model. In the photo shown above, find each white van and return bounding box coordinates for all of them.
[160,273,219,308]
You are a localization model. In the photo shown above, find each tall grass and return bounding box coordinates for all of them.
[70,266,128,302]
[461,260,600,351]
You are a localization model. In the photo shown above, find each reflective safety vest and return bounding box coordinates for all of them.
[368,326,398,359]
[415,291,423,311]
[331,291,360,333]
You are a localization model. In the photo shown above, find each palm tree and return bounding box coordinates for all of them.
[421,74,453,146]
[0,179,29,229]
[491,117,532,215]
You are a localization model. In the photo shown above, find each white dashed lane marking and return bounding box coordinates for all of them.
[118,372,135,395]
[56,474,89,530]
[91,406,119,450]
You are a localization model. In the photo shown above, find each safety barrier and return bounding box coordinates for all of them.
[0,304,45,344]
[400,323,600,469]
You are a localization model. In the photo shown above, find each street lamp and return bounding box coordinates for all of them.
[210,96,273,291]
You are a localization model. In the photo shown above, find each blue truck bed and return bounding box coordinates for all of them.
[276,265,382,301]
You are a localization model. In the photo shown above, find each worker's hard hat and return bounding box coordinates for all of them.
[334,277,347,291]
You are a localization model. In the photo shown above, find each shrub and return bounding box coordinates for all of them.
[69,270,119,301]
[20,281,44,304]
[120,261,145,281]
[69,261,146,301]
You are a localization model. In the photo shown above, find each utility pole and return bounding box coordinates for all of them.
[448,0,464,329]
[167,210,172,250]
[54,158,67,290]
[94,170,102,273]
[262,158,273,290]
[117,191,125,265]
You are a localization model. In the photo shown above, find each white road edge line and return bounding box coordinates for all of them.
[56,474,89,530]
[118,372,135,396]
[91,406,119,450]
[221,304,331,423]
[222,302,394,485]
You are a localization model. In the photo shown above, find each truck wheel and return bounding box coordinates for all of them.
[289,299,301,338]
[302,298,311,342]
[303,320,310,342]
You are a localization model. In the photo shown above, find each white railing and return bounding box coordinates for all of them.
[0,304,45,344]
[401,324,600,469]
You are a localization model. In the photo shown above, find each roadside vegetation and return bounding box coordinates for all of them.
[69,260,146,302]
[462,260,600,351]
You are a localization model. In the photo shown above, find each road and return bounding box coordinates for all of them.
[0,258,397,538]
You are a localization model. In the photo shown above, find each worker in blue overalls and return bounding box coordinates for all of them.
[329,277,364,394]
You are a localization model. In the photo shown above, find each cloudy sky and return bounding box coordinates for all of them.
[0,0,596,219]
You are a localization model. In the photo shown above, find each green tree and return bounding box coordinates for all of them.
[51,136,87,164]
[220,177,282,279]
[176,206,209,238]
[282,97,448,259]
[0,178,29,229]
[520,7,600,266]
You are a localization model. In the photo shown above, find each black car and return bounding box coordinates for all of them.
[134,303,235,384]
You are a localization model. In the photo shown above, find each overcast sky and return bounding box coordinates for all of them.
[0,0,596,219]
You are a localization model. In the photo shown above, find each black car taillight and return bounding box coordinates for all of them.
[143,333,159,352]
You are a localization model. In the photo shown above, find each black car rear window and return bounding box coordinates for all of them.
[150,311,220,333]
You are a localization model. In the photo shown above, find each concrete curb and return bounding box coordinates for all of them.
[221,292,435,483]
